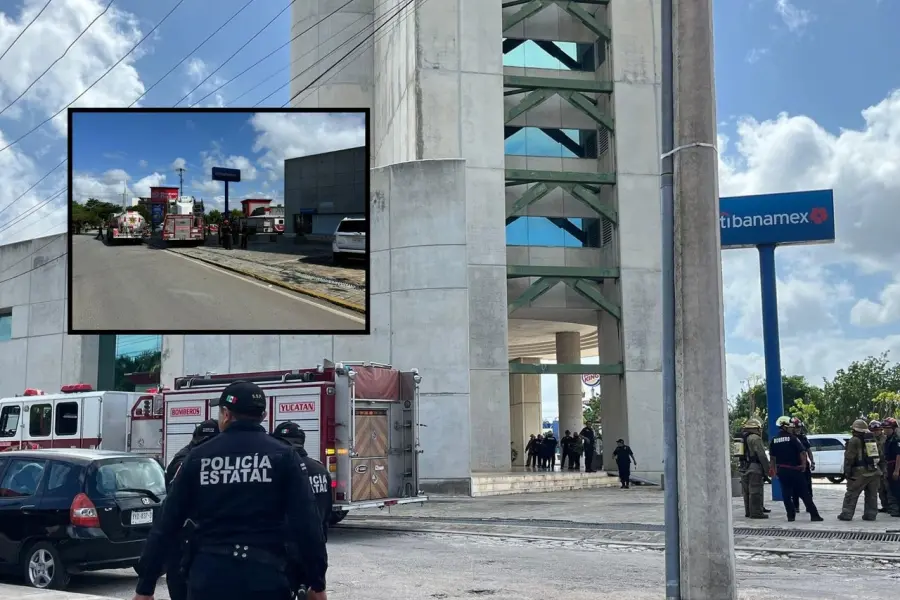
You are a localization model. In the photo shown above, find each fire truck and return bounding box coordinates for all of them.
[0,385,161,458]
[162,196,205,246]
[159,360,427,523]
[105,210,146,244]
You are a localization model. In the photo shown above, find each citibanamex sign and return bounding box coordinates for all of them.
[170,406,202,417]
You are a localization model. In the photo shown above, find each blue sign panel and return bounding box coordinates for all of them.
[211,167,241,182]
[150,203,164,227]
[719,189,835,249]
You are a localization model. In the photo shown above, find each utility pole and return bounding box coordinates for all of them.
[667,0,738,597]
[176,167,186,198]
[121,181,127,210]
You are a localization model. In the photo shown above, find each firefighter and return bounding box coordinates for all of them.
[882,417,900,517]
[837,419,882,522]
[240,219,249,249]
[163,420,220,600]
[132,381,328,600]
[870,419,894,514]
[736,417,770,519]
[768,416,824,522]
[221,219,232,249]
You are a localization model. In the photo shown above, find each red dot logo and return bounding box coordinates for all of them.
[810,207,828,224]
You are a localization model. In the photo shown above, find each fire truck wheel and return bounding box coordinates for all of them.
[21,541,70,590]
[329,510,348,526]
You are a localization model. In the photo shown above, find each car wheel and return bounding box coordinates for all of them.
[329,510,348,526]
[827,476,845,484]
[21,541,70,590]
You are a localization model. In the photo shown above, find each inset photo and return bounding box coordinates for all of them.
[68,108,369,334]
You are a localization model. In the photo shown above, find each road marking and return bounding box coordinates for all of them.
[165,250,365,324]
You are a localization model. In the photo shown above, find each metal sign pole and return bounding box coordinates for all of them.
[758,243,785,502]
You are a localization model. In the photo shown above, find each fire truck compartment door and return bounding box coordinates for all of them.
[0,402,23,448]
[165,400,205,466]
[50,397,85,448]
[22,399,55,447]
[273,391,321,461]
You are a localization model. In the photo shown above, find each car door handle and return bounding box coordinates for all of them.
[20,505,36,513]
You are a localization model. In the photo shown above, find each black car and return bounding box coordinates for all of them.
[0,448,167,590]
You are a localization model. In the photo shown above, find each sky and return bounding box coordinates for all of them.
[70,110,365,211]
[0,0,898,422]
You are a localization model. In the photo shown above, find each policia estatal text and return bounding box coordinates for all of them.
[132,381,328,600]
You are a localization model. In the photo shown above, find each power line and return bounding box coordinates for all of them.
[190,0,360,107]
[0,0,54,65]
[174,0,297,107]
[0,188,67,236]
[0,222,67,274]
[0,0,187,156]
[128,0,256,107]
[283,0,421,108]
[0,157,66,222]
[0,0,115,117]
[0,249,66,287]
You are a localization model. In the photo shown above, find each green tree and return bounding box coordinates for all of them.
[818,353,900,432]
[728,374,824,437]
[206,209,223,224]
[583,391,601,427]
[114,350,161,392]
[229,208,243,222]
[874,391,900,418]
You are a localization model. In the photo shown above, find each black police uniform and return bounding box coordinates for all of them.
[580,426,596,472]
[790,432,814,512]
[271,423,333,540]
[135,382,327,600]
[885,430,900,508]
[769,428,823,521]
[162,420,219,600]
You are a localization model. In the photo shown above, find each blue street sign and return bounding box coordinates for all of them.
[211,167,241,182]
[719,189,835,249]
[150,203,164,227]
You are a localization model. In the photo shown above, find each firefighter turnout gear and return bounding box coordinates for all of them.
[737,418,769,519]
[838,420,882,521]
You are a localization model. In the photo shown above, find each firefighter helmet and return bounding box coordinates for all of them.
[790,417,803,428]
[775,415,792,428]
[851,419,870,433]
[743,417,762,430]
[883,417,899,429]
[869,420,883,431]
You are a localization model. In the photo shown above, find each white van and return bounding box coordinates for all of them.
[332,217,366,264]
[806,434,851,483]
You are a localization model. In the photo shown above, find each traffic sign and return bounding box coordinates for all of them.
[211,167,241,182]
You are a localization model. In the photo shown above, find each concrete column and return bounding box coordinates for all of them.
[509,358,542,467]
[672,0,737,595]
[555,332,583,435]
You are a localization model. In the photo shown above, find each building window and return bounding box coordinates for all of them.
[55,402,79,436]
[0,308,11,341]
[503,39,596,71]
[0,405,21,438]
[505,127,598,159]
[506,216,609,248]
[28,404,52,438]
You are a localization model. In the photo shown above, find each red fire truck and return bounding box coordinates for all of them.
[159,360,427,523]
[0,385,161,458]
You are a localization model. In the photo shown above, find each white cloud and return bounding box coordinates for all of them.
[0,0,148,135]
[171,157,186,170]
[249,112,366,178]
[746,48,768,64]
[851,280,900,327]
[775,0,813,32]
[179,58,226,108]
[72,169,168,204]
[138,159,148,168]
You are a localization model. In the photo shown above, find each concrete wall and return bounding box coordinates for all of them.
[283,146,367,234]
[600,0,664,481]
[0,234,99,397]
[163,159,510,493]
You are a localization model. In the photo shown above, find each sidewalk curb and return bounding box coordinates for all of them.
[168,249,366,314]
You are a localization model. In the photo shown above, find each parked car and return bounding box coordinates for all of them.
[332,217,366,264]
[0,448,166,590]
[806,434,851,483]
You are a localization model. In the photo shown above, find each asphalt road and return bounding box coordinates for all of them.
[70,235,365,331]
[2,527,896,599]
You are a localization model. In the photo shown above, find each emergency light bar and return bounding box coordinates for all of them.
[23,388,45,396]
[61,383,93,393]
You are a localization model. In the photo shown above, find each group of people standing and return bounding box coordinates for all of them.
[523,426,639,488]
[736,413,900,523]
[217,219,249,250]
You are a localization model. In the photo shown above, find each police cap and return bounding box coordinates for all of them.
[212,381,267,416]
[192,419,219,441]
[273,421,306,445]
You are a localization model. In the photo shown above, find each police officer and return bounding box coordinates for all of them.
[790,417,815,514]
[163,419,219,600]
[580,425,597,473]
[871,419,896,515]
[881,417,900,517]
[736,417,770,519]
[768,416,824,522]
[132,381,328,600]
[838,418,882,522]
[271,422,333,539]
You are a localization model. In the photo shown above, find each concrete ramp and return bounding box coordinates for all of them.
[470,470,619,496]
[0,584,115,599]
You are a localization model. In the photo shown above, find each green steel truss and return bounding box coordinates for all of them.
[503,0,622,375]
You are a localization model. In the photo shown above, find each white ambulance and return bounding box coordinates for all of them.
[0,384,162,458]
[159,360,428,523]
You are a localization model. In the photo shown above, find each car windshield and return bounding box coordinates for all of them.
[88,458,166,500]
[337,219,366,233]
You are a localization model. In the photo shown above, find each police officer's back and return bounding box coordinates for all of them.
[133,381,328,600]
[271,422,333,539]
[768,416,823,522]
[163,419,219,600]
